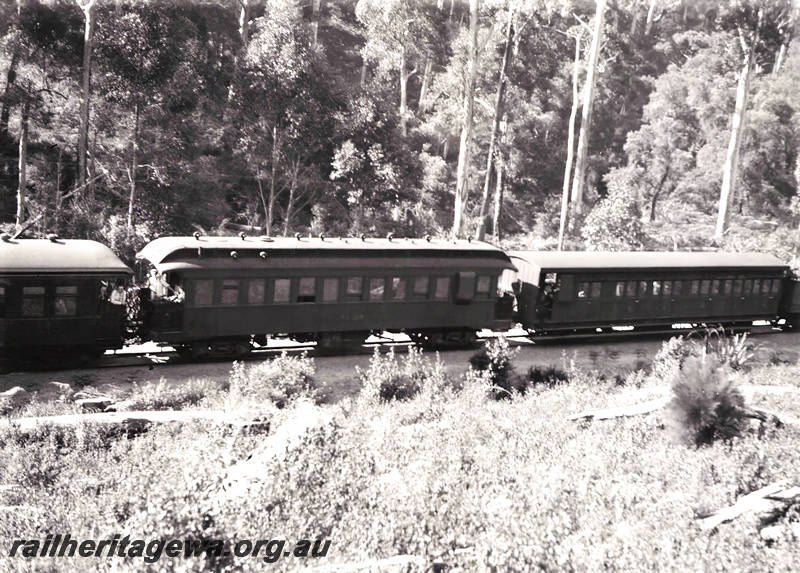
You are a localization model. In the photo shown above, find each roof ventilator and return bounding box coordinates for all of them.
[230,250,238,259]
[259,251,267,259]
[47,233,61,242]
[387,233,393,242]
[193,231,201,240]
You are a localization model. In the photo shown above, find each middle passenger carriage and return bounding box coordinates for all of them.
[135,235,516,356]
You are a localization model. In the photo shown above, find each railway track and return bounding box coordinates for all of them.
[41,322,790,372]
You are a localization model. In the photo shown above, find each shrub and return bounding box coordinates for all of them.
[123,378,221,411]
[526,365,571,388]
[667,354,749,446]
[230,352,318,409]
[358,347,452,402]
[700,327,758,371]
[468,337,522,400]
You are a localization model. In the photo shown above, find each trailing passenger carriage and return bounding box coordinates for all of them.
[503,251,800,335]
[0,236,133,366]
[134,234,517,356]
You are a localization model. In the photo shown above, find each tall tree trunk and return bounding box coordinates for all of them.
[476,7,514,241]
[239,0,251,48]
[644,0,658,35]
[715,12,761,241]
[266,125,280,236]
[491,118,506,243]
[399,44,408,136]
[558,28,583,251]
[283,157,301,236]
[76,0,96,193]
[311,0,322,47]
[570,0,606,214]
[15,97,30,231]
[54,147,63,231]
[452,0,480,237]
[418,53,432,111]
[127,102,140,235]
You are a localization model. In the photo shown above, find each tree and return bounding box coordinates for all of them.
[452,0,479,237]
[75,0,96,195]
[570,0,606,214]
[715,0,795,240]
[356,0,442,136]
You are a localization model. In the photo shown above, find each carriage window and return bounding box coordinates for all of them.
[298,278,316,303]
[771,280,781,294]
[435,277,450,300]
[673,280,682,296]
[390,277,406,300]
[590,282,602,298]
[743,280,752,295]
[752,279,761,296]
[663,281,672,296]
[653,281,662,296]
[247,279,265,304]
[626,281,637,297]
[723,280,732,295]
[22,286,45,317]
[700,280,711,295]
[221,280,240,305]
[274,279,291,303]
[369,278,385,302]
[346,277,363,300]
[194,280,213,306]
[475,276,491,299]
[323,278,339,302]
[55,286,78,316]
[733,279,743,295]
[0,286,4,317]
[638,281,649,297]
[691,280,700,295]
[413,276,430,299]
[711,280,720,295]
[577,282,589,298]
[615,282,625,297]
[761,279,771,294]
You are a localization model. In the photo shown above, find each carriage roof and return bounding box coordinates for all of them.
[508,251,788,274]
[137,235,516,272]
[0,238,132,274]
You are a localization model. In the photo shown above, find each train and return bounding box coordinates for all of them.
[2,232,799,367]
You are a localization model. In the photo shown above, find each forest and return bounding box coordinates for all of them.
[0,0,798,265]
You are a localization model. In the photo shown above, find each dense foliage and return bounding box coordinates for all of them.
[0,0,799,259]
[2,346,800,571]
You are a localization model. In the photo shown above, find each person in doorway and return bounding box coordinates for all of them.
[109,282,127,305]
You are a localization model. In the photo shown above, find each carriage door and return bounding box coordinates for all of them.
[455,272,476,304]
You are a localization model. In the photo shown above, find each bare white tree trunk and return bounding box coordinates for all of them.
[127,102,140,236]
[76,0,96,193]
[15,97,30,231]
[476,6,514,241]
[570,0,606,214]
[558,28,583,251]
[452,0,480,237]
[715,12,761,240]
[311,0,322,46]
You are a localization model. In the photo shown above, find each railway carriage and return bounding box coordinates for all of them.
[0,236,133,365]
[135,235,516,356]
[504,251,798,334]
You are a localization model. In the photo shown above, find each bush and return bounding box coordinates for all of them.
[230,352,318,409]
[667,354,749,446]
[358,347,452,402]
[526,365,571,388]
[468,338,523,400]
[123,378,221,411]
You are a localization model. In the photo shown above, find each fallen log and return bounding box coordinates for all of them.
[699,479,793,531]
[1,409,243,432]
[567,397,671,420]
